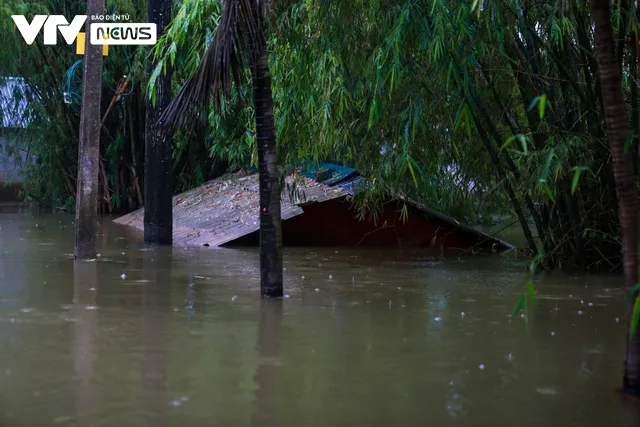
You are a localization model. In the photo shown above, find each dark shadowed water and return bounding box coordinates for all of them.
[0,204,639,427]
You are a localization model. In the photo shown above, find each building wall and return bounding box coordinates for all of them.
[0,135,26,183]
[224,197,493,250]
[0,135,26,201]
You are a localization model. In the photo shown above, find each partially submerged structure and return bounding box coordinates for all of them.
[0,77,33,201]
[115,163,513,252]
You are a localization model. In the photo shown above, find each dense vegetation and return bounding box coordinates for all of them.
[1,0,639,273]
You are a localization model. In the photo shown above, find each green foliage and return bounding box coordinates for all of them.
[0,0,235,209]
[3,0,637,279]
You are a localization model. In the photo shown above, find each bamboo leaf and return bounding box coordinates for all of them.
[625,284,640,306]
[501,135,516,150]
[631,295,640,339]
[543,150,554,180]
[571,168,581,195]
[368,100,377,129]
[527,281,536,306]
[539,94,547,119]
[518,134,528,154]
[407,158,418,188]
[510,294,526,322]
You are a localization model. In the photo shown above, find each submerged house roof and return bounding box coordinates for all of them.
[115,170,348,247]
[114,164,513,252]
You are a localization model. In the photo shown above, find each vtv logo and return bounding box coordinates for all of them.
[12,15,157,46]
[11,15,87,45]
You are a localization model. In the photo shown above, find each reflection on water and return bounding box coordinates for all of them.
[252,299,283,427]
[73,261,98,427]
[0,205,638,426]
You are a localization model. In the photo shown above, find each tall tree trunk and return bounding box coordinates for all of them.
[250,20,283,298]
[593,0,640,396]
[144,0,173,244]
[74,5,104,259]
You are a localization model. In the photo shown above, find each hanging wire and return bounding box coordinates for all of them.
[61,5,136,112]
[61,59,84,112]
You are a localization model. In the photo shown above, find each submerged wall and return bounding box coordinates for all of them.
[224,197,497,250]
[0,135,26,201]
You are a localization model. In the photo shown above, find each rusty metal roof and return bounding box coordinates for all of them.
[113,171,348,247]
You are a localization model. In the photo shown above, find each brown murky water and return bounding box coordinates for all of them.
[0,204,639,426]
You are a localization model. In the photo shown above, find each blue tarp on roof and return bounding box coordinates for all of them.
[300,162,356,186]
[337,176,367,196]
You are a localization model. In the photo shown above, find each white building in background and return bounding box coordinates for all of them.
[0,77,33,190]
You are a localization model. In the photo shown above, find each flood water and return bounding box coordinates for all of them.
[0,204,639,427]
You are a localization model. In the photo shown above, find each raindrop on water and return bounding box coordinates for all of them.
[550,331,555,336]
[507,353,513,361]
[588,302,593,307]
[460,312,465,317]
[615,317,620,323]
[120,273,127,280]
[301,275,305,280]
[231,295,238,302]
[578,310,583,316]
[434,317,442,322]
[329,274,333,280]
[478,364,485,371]
[284,294,291,299]
[315,288,320,292]
[169,396,189,407]
[520,313,525,319]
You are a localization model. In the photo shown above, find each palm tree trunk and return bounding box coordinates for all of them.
[250,27,283,298]
[144,0,173,244]
[593,0,640,396]
[74,5,104,259]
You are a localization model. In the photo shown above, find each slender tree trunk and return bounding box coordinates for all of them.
[144,0,173,244]
[593,0,640,396]
[250,21,283,298]
[74,5,104,259]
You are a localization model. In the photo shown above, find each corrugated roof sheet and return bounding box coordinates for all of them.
[114,171,348,247]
